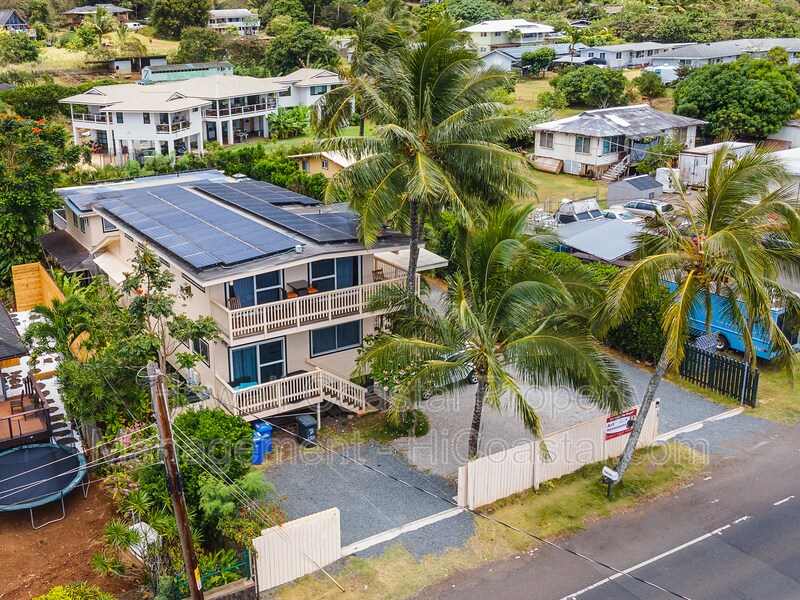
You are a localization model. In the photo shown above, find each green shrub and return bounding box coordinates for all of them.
[606,285,670,363]
[379,409,430,439]
[34,583,117,600]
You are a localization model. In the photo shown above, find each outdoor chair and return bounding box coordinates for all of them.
[372,269,386,282]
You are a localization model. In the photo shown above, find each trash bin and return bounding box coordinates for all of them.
[250,430,264,464]
[254,421,273,454]
[296,415,317,448]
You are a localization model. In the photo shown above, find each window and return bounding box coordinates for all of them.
[647,49,654,56]
[480,32,487,37]
[310,85,327,96]
[190,338,210,365]
[599,52,605,59]
[79,218,85,233]
[539,131,554,149]
[310,257,360,292]
[102,218,117,233]
[311,321,362,356]
[602,135,624,154]
[301,159,310,172]
[72,211,78,226]
[143,113,150,124]
[230,339,285,385]
[116,112,124,124]
[229,270,283,308]
[279,88,291,97]
[575,136,591,153]
[493,31,501,37]
[321,159,329,170]
[616,52,622,59]
[588,52,594,58]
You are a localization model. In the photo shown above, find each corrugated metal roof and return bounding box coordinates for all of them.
[558,219,643,262]
[659,38,800,59]
[613,175,662,191]
[534,105,706,139]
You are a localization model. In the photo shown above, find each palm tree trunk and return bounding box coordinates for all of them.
[615,347,669,480]
[406,200,423,296]
[468,371,488,458]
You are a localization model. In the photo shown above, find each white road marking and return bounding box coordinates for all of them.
[654,408,744,442]
[703,476,713,481]
[560,520,743,599]
[774,496,795,506]
[339,507,463,556]
[733,516,752,524]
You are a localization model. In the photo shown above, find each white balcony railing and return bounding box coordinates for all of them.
[156,121,191,134]
[215,368,367,417]
[204,102,270,118]
[211,275,415,341]
[72,112,112,124]
[52,209,67,231]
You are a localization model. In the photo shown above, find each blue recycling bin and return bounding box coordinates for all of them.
[250,430,264,465]
[254,422,273,454]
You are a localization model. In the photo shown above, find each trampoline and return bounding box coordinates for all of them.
[0,443,88,529]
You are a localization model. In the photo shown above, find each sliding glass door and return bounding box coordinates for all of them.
[230,338,285,385]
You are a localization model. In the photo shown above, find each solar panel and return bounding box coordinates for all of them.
[193,183,359,244]
[194,181,320,206]
[99,186,300,270]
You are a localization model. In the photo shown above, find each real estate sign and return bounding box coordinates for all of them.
[605,408,637,440]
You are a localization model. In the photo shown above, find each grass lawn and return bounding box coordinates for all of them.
[235,125,367,153]
[276,442,706,600]
[528,170,607,206]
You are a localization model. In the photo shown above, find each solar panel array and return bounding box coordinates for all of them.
[193,183,361,244]
[100,186,300,270]
[195,181,321,206]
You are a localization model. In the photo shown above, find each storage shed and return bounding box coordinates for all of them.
[678,142,755,188]
[607,175,663,203]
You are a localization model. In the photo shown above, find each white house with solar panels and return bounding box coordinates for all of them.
[59,68,345,164]
[48,171,447,421]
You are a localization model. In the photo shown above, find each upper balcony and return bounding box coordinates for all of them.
[204,99,275,118]
[72,112,112,125]
[211,272,415,343]
[156,120,191,134]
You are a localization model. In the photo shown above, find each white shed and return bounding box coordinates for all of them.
[768,120,800,149]
[678,142,755,187]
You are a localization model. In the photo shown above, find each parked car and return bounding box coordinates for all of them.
[603,207,644,224]
[421,356,478,399]
[136,148,157,165]
[612,200,676,220]
[127,22,142,31]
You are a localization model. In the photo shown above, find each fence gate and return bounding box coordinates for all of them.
[679,344,759,407]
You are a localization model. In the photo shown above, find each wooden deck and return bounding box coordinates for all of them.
[0,375,52,451]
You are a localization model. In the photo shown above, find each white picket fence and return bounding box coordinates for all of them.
[252,507,341,591]
[457,404,660,510]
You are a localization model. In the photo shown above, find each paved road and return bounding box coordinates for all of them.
[420,423,799,600]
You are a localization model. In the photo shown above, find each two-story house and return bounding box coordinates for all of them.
[51,171,446,421]
[61,4,131,26]
[59,68,345,163]
[0,9,36,38]
[532,104,705,180]
[461,19,555,56]
[208,9,260,36]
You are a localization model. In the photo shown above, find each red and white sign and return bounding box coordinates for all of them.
[605,408,638,440]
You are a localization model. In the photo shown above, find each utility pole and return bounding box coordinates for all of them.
[148,362,205,600]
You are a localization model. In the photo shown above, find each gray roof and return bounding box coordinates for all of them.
[146,62,233,73]
[659,38,800,59]
[0,9,26,25]
[553,56,604,64]
[612,175,662,191]
[534,104,706,139]
[586,42,675,53]
[38,230,96,273]
[62,4,132,15]
[0,301,26,362]
[557,219,643,262]
[486,43,586,60]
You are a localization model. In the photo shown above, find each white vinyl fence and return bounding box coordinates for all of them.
[252,507,341,591]
[457,404,659,510]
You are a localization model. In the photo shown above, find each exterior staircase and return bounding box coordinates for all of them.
[600,155,630,182]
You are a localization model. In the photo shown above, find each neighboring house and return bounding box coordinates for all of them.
[577,42,691,69]
[532,104,705,179]
[481,43,587,71]
[768,120,800,149]
[656,38,800,68]
[62,4,132,25]
[291,152,353,178]
[607,175,663,204]
[461,19,555,55]
[53,171,447,421]
[142,62,234,82]
[208,9,260,36]
[0,9,36,38]
[643,64,680,84]
[552,55,606,67]
[678,142,755,187]
[87,55,167,76]
[59,68,345,163]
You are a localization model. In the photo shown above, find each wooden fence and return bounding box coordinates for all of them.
[679,344,758,407]
[457,405,659,510]
[252,508,341,591]
[11,263,65,311]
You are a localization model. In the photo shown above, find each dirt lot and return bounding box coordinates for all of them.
[0,490,136,600]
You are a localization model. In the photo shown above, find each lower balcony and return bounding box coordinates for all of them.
[214,368,370,419]
[210,274,416,343]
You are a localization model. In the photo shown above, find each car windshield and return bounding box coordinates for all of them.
[618,211,637,220]
[662,204,674,212]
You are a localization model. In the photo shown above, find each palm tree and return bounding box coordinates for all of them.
[606,146,800,480]
[23,295,89,362]
[358,204,631,457]
[316,17,534,296]
[87,6,115,47]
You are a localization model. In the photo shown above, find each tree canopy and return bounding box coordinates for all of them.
[446,0,501,24]
[521,47,556,77]
[150,0,212,39]
[552,66,629,108]
[673,57,800,138]
[265,21,338,74]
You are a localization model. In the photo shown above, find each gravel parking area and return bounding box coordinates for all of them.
[265,443,474,551]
